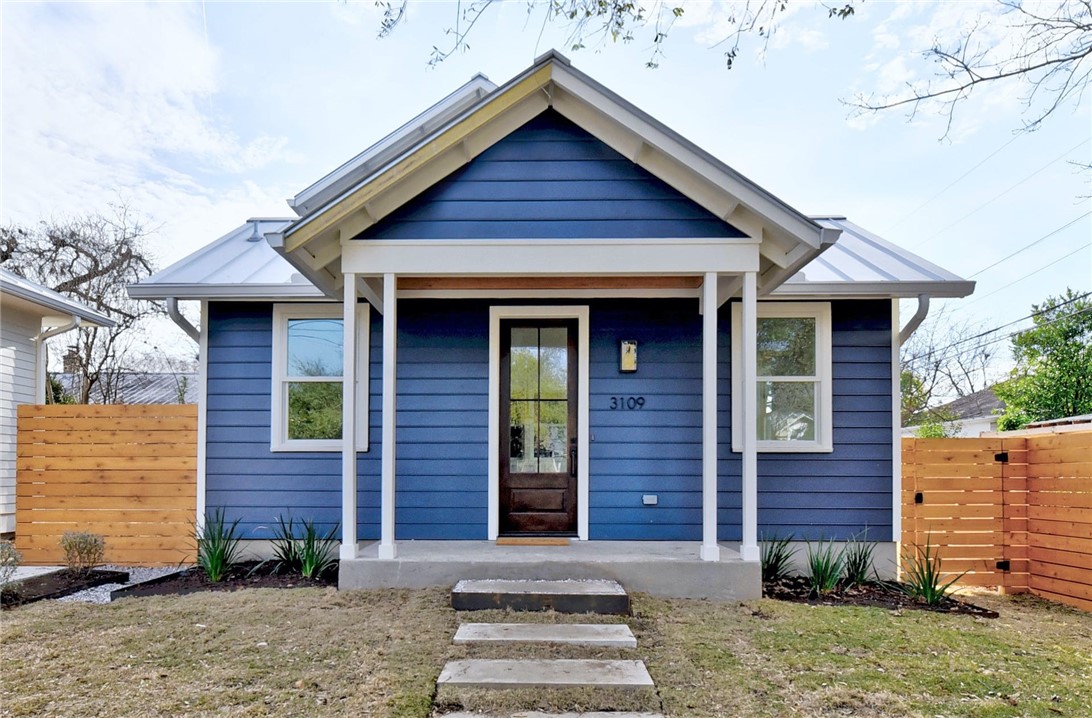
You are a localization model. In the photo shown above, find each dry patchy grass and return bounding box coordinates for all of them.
[1,587,1090,717]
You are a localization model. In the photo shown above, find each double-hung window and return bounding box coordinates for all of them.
[271,303,369,452]
[731,302,832,452]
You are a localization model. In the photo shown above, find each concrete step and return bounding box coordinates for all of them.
[440,713,664,717]
[452,579,630,614]
[437,659,654,689]
[454,623,637,648]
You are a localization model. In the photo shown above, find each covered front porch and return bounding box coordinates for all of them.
[339,539,760,601]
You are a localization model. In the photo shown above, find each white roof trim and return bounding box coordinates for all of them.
[1,267,115,326]
[290,74,497,217]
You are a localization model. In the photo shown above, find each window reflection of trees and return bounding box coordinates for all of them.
[509,327,569,474]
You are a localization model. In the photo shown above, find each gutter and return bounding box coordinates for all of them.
[34,315,81,403]
[166,297,201,343]
[899,294,930,345]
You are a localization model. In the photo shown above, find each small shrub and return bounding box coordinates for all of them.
[271,515,338,579]
[0,539,22,589]
[901,539,965,605]
[59,531,105,576]
[806,539,844,596]
[197,508,243,582]
[760,534,797,583]
[842,533,877,587]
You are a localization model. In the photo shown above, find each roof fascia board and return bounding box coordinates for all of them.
[282,64,555,253]
[1,274,115,326]
[772,280,976,298]
[549,62,823,249]
[291,74,497,216]
[126,283,325,300]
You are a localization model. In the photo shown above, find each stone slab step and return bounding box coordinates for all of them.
[452,579,630,614]
[440,713,663,717]
[437,659,653,689]
[454,623,637,648]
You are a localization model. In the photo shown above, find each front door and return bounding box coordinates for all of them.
[499,319,578,534]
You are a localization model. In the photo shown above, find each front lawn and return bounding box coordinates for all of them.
[1,588,1089,717]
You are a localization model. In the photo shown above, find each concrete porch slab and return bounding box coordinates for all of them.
[452,579,630,614]
[338,541,761,601]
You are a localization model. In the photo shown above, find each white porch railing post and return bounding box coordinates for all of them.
[741,271,760,562]
[340,274,358,560]
[700,272,721,562]
[378,273,398,559]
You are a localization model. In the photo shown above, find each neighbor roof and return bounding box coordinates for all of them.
[1,267,116,326]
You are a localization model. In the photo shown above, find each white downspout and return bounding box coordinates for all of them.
[899,294,930,345]
[34,316,81,403]
[166,298,200,343]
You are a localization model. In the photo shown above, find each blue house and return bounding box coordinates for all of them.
[130,52,973,599]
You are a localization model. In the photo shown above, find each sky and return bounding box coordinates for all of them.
[2,1,1090,377]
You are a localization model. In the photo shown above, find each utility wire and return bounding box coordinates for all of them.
[886,133,1022,232]
[910,137,1091,250]
[904,304,1092,368]
[963,242,1092,306]
[967,211,1092,278]
[902,290,1092,366]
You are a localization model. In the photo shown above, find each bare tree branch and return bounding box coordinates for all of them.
[847,0,1092,136]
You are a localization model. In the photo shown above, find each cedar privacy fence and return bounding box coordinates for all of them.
[16,404,197,566]
[902,429,1092,611]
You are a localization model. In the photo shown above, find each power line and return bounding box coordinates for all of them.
[904,303,1092,368]
[885,134,1022,232]
[910,137,1091,250]
[903,289,1092,365]
[963,243,1092,306]
[967,211,1092,279]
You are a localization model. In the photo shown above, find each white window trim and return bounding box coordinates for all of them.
[271,302,370,452]
[731,301,833,453]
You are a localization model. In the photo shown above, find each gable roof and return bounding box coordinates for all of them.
[272,50,840,296]
[0,267,115,326]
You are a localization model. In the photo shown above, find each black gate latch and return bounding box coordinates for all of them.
[995,451,1009,463]
[996,560,1011,571]
[914,492,924,504]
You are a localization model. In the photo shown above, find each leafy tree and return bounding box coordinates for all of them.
[995,288,1092,429]
[0,207,162,403]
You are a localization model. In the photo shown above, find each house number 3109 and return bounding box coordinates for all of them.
[609,396,646,410]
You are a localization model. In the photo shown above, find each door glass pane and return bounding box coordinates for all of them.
[288,382,343,439]
[539,327,568,399]
[287,318,343,377]
[509,400,538,473]
[509,327,538,400]
[538,400,569,474]
[757,381,816,442]
[757,317,816,376]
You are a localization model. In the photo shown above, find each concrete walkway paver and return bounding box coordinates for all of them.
[454,623,637,648]
[437,659,654,689]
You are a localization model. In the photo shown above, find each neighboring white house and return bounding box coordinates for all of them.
[902,387,1005,438]
[0,267,114,535]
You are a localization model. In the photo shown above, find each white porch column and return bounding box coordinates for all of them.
[700,272,721,562]
[378,273,398,559]
[741,271,760,562]
[340,274,358,560]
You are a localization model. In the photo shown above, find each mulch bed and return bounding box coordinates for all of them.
[111,560,337,600]
[763,575,999,618]
[2,569,130,608]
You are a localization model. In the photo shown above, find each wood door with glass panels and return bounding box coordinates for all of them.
[499,319,578,535]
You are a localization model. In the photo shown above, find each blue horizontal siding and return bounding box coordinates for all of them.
[717,299,894,542]
[205,298,893,544]
[357,111,744,240]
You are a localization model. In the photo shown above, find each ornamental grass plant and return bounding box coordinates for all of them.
[805,539,844,596]
[196,508,243,582]
[270,515,339,579]
[759,534,797,583]
[901,538,966,606]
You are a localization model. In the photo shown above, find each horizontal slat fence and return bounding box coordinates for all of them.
[16,404,197,566]
[903,430,1092,611]
[1026,431,1092,611]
